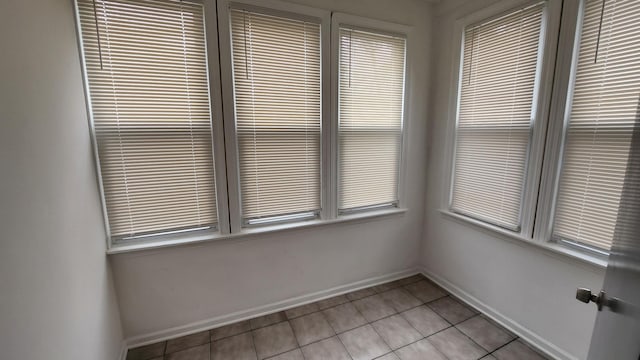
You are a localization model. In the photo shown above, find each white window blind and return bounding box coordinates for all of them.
[338,28,405,212]
[77,0,218,240]
[451,3,544,230]
[229,9,321,224]
[553,0,640,251]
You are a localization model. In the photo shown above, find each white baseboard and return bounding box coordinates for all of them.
[118,340,128,360]
[420,267,576,360]
[124,268,420,351]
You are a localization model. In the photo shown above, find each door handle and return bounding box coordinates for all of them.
[576,288,615,311]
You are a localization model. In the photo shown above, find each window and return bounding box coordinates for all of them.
[227,8,322,226]
[448,0,640,258]
[75,0,409,249]
[450,3,545,230]
[553,0,640,251]
[337,27,406,213]
[77,0,219,241]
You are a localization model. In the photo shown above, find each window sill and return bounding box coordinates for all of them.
[106,208,407,255]
[439,209,608,269]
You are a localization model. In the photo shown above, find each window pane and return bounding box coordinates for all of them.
[77,0,218,239]
[553,0,640,251]
[230,9,321,223]
[338,28,405,211]
[451,3,544,230]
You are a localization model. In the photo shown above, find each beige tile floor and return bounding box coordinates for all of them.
[126,274,550,360]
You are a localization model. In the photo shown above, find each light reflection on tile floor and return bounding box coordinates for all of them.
[126,274,549,360]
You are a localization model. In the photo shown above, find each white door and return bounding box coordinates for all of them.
[583,123,640,359]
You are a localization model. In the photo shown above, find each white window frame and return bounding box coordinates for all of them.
[442,0,608,266]
[330,13,411,218]
[443,0,561,236]
[216,0,331,233]
[73,0,231,250]
[534,0,611,260]
[74,0,410,253]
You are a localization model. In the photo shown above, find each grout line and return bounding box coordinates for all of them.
[298,342,307,360]
[320,307,349,335]
[350,278,467,357]
[214,306,517,360]
[435,294,525,359]
[422,302,490,357]
[344,285,432,358]
[299,345,307,360]
[451,320,493,357]
[456,314,514,355]
[358,309,394,355]
[487,337,520,356]
[137,275,435,359]
[255,274,521,359]
[248,328,261,360]
[437,309,526,360]
[245,276,433,357]
[334,327,356,360]
[260,313,348,359]
[338,296,369,360]
[289,319,303,350]
[368,322,396,355]
[299,295,454,357]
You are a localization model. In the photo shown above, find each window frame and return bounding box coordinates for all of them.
[216,0,331,233]
[330,13,411,218]
[74,0,411,253]
[535,0,618,259]
[443,0,609,266]
[535,0,583,247]
[73,0,231,250]
[443,0,562,239]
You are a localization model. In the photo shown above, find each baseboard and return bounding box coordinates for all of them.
[118,340,128,360]
[420,267,576,360]
[124,268,420,350]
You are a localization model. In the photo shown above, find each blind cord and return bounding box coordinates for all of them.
[349,30,352,88]
[468,28,475,85]
[92,0,104,70]
[594,0,607,64]
[243,11,249,79]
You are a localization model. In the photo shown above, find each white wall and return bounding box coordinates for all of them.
[0,0,608,357]
[422,1,606,359]
[0,1,124,359]
[110,0,432,341]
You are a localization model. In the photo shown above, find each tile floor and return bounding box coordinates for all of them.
[126,274,550,360]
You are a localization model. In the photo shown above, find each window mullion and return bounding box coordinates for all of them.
[204,0,231,235]
[216,0,244,234]
[534,0,583,243]
[520,0,563,239]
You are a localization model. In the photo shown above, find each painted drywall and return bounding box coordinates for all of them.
[110,0,432,340]
[422,1,606,359]
[0,1,124,359]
